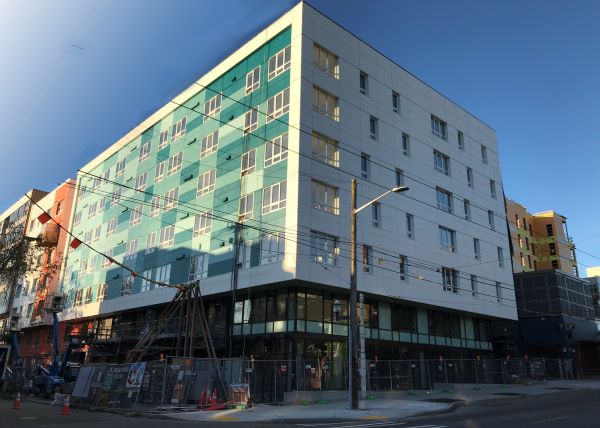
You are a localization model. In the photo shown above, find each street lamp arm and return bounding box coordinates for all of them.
[354,186,409,214]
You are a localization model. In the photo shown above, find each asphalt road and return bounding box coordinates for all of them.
[3,388,599,428]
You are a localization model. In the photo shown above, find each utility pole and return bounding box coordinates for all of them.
[348,180,409,410]
[349,178,358,409]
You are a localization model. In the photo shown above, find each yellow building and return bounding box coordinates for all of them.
[506,199,578,276]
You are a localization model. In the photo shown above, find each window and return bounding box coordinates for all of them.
[154,161,165,183]
[399,255,408,281]
[467,167,474,188]
[312,43,338,78]
[121,275,133,296]
[141,270,153,292]
[124,239,138,262]
[237,241,251,269]
[102,248,114,268]
[150,196,161,217]
[92,225,101,243]
[490,179,497,199]
[431,115,447,140]
[158,130,169,150]
[110,188,122,207]
[135,172,147,191]
[495,282,502,302]
[74,289,83,306]
[245,66,260,95]
[265,133,288,167]
[241,149,256,176]
[262,180,286,214]
[442,267,458,293]
[312,86,339,121]
[546,224,554,236]
[473,238,480,260]
[201,131,218,158]
[311,231,338,266]
[139,141,151,162]
[266,88,290,122]
[498,247,505,268]
[464,199,471,220]
[311,132,339,167]
[362,245,373,272]
[406,213,414,239]
[193,210,212,236]
[101,169,110,183]
[436,188,453,213]
[392,91,400,113]
[106,218,117,236]
[56,201,63,215]
[189,254,208,280]
[434,150,450,175]
[439,226,456,252]
[402,133,410,156]
[359,71,368,94]
[146,232,157,254]
[159,225,175,248]
[167,151,182,175]
[369,116,378,140]
[395,168,405,187]
[238,194,254,222]
[549,242,556,255]
[156,263,171,284]
[88,202,97,219]
[361,153,370,178]
[488,210,495,230]
[204,94,221,119]
[457,131,464,151]
[197,169,216,195]
[481,145,488,164]
[372,203,381,227]
[115,159,126,177]
[163,187,179,210]
[311,180,339,215]
[268,45,291,80]
[260,233,285,264]
[244,109,258,133]
[551,260,559,269]
[130,205,143,226]
[84,230,92,243]
[92,176,101,190]
[96,283,107,302]
[470,275,478,297]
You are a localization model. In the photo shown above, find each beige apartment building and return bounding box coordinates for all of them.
[506,199,578,275]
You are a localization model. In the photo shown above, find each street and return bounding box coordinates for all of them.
[3,388,599,428]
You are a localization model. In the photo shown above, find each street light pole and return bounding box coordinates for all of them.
[349,179,358,409]
[349,180,409,410]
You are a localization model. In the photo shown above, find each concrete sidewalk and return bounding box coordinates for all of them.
[163,379,600,423]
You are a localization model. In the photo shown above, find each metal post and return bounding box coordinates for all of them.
[359,293,366,408]
[349,178,359,409]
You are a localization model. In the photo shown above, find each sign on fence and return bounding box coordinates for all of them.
[126,362,147,389]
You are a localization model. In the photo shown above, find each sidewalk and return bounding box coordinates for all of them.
[163,379,600,423]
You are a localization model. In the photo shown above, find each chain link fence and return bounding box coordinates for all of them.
[4,356,577,408]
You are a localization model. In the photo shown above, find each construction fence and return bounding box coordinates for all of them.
[60,356,577,410]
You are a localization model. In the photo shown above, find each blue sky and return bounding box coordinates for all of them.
[1,0,598,271]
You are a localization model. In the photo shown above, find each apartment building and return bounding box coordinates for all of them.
[506,199,578,275]
[57,2,516,367]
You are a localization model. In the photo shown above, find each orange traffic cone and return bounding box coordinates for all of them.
[12,392,21,410]
[61,395,71,415]
[198,386,207,408]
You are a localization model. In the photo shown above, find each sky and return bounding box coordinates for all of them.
[0,0,599,271]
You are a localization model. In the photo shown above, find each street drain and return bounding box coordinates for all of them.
[493,392,528,396]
